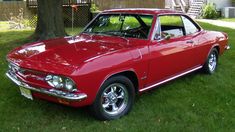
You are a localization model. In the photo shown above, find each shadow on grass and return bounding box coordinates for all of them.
[37,100,94,120]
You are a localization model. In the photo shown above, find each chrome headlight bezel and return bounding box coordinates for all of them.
[45,74,77,92]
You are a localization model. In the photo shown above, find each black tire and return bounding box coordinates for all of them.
[203,48,219,74]
[90,76,135,120]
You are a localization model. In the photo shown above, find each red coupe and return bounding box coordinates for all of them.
[6,9,230,120]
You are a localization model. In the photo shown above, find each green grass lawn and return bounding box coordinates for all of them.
[218,18,235,22]
[0,21,10,30]
[0,22,235,131]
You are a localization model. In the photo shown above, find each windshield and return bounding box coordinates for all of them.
[83,14,154,39]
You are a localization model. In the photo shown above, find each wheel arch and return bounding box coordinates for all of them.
[214,45,220,55]
[203,44,219,74]
[202,44,220,67]
[207,44,220,58]
[100,70,140,94]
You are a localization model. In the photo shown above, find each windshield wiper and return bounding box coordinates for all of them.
[83,31,113,36]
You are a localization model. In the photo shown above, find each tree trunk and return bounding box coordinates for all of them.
[33,0,66,40]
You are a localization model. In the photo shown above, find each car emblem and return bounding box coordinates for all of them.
[26,74,45,81]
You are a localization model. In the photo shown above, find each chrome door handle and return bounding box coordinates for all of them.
[186,40,194,44]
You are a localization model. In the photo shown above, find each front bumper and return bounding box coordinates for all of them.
[225,45,231,50]
[6,72,87,101]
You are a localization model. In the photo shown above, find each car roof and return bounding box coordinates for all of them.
[103,8,182,15]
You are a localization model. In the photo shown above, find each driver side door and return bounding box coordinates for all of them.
[146,15,200,87]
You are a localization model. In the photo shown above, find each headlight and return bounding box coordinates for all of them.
[52,76,63,88]
[45,75,77,92]
[65,78,75,91]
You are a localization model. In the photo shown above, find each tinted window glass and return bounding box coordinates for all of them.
[91,15,122,33]
[182,16,199,35]
[122,16,141,30]
[84,14,153,39]
[159,15,184,38]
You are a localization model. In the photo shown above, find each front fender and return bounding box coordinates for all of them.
[71,49,135,105]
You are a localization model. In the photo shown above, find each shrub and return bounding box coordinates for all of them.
[90,0,100,12]
[22,15,37,28]
[8,8,36,29]
[202,3,219,19]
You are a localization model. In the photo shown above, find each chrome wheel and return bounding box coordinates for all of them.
[208,51,217,72]
[101,83,128,116]
[90,76,134,120]
[203,48,219,74]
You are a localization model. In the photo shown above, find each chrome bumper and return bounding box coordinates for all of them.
[225,45,231,50]
[6,72,87,101]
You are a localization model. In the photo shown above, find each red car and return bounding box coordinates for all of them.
[6,9,230,120]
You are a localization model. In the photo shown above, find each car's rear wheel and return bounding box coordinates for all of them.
[203,48,219,74]
[90,76,135,120]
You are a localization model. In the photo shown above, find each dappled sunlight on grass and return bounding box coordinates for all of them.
[0,21,83,36]
[0,30,33,45]
[0,21,10,30]
[0,21,35,31]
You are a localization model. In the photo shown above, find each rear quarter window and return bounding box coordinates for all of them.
[181,16,199,35]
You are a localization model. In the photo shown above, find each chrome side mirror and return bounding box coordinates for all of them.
[165,34,171,40]
[154,34,161,40]
[154,33,171,41]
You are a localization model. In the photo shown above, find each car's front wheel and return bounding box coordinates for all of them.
[90,76,135,120]
[203,48,219,74]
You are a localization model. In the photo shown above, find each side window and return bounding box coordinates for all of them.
[159,15,184,38]
[122,16,141,30]
[182,16,199,35]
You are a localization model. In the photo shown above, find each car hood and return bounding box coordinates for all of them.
[7,34,130,75]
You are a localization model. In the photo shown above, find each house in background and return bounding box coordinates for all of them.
[208,0,232,10]
[1,0,234,20]
[0,0,23,1]
[208,0,235,18]
[166,0,235,18]
[94,0,165,11]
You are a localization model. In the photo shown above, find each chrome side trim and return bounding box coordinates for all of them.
[6,72,87,101]
[139,66,203,92]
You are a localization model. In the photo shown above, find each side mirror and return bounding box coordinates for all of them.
[154,34,161,40]
[165,34,171,40]
[154,33,171,41]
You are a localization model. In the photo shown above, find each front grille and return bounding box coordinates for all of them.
[8,63,49,88]
[8,63,21,80]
